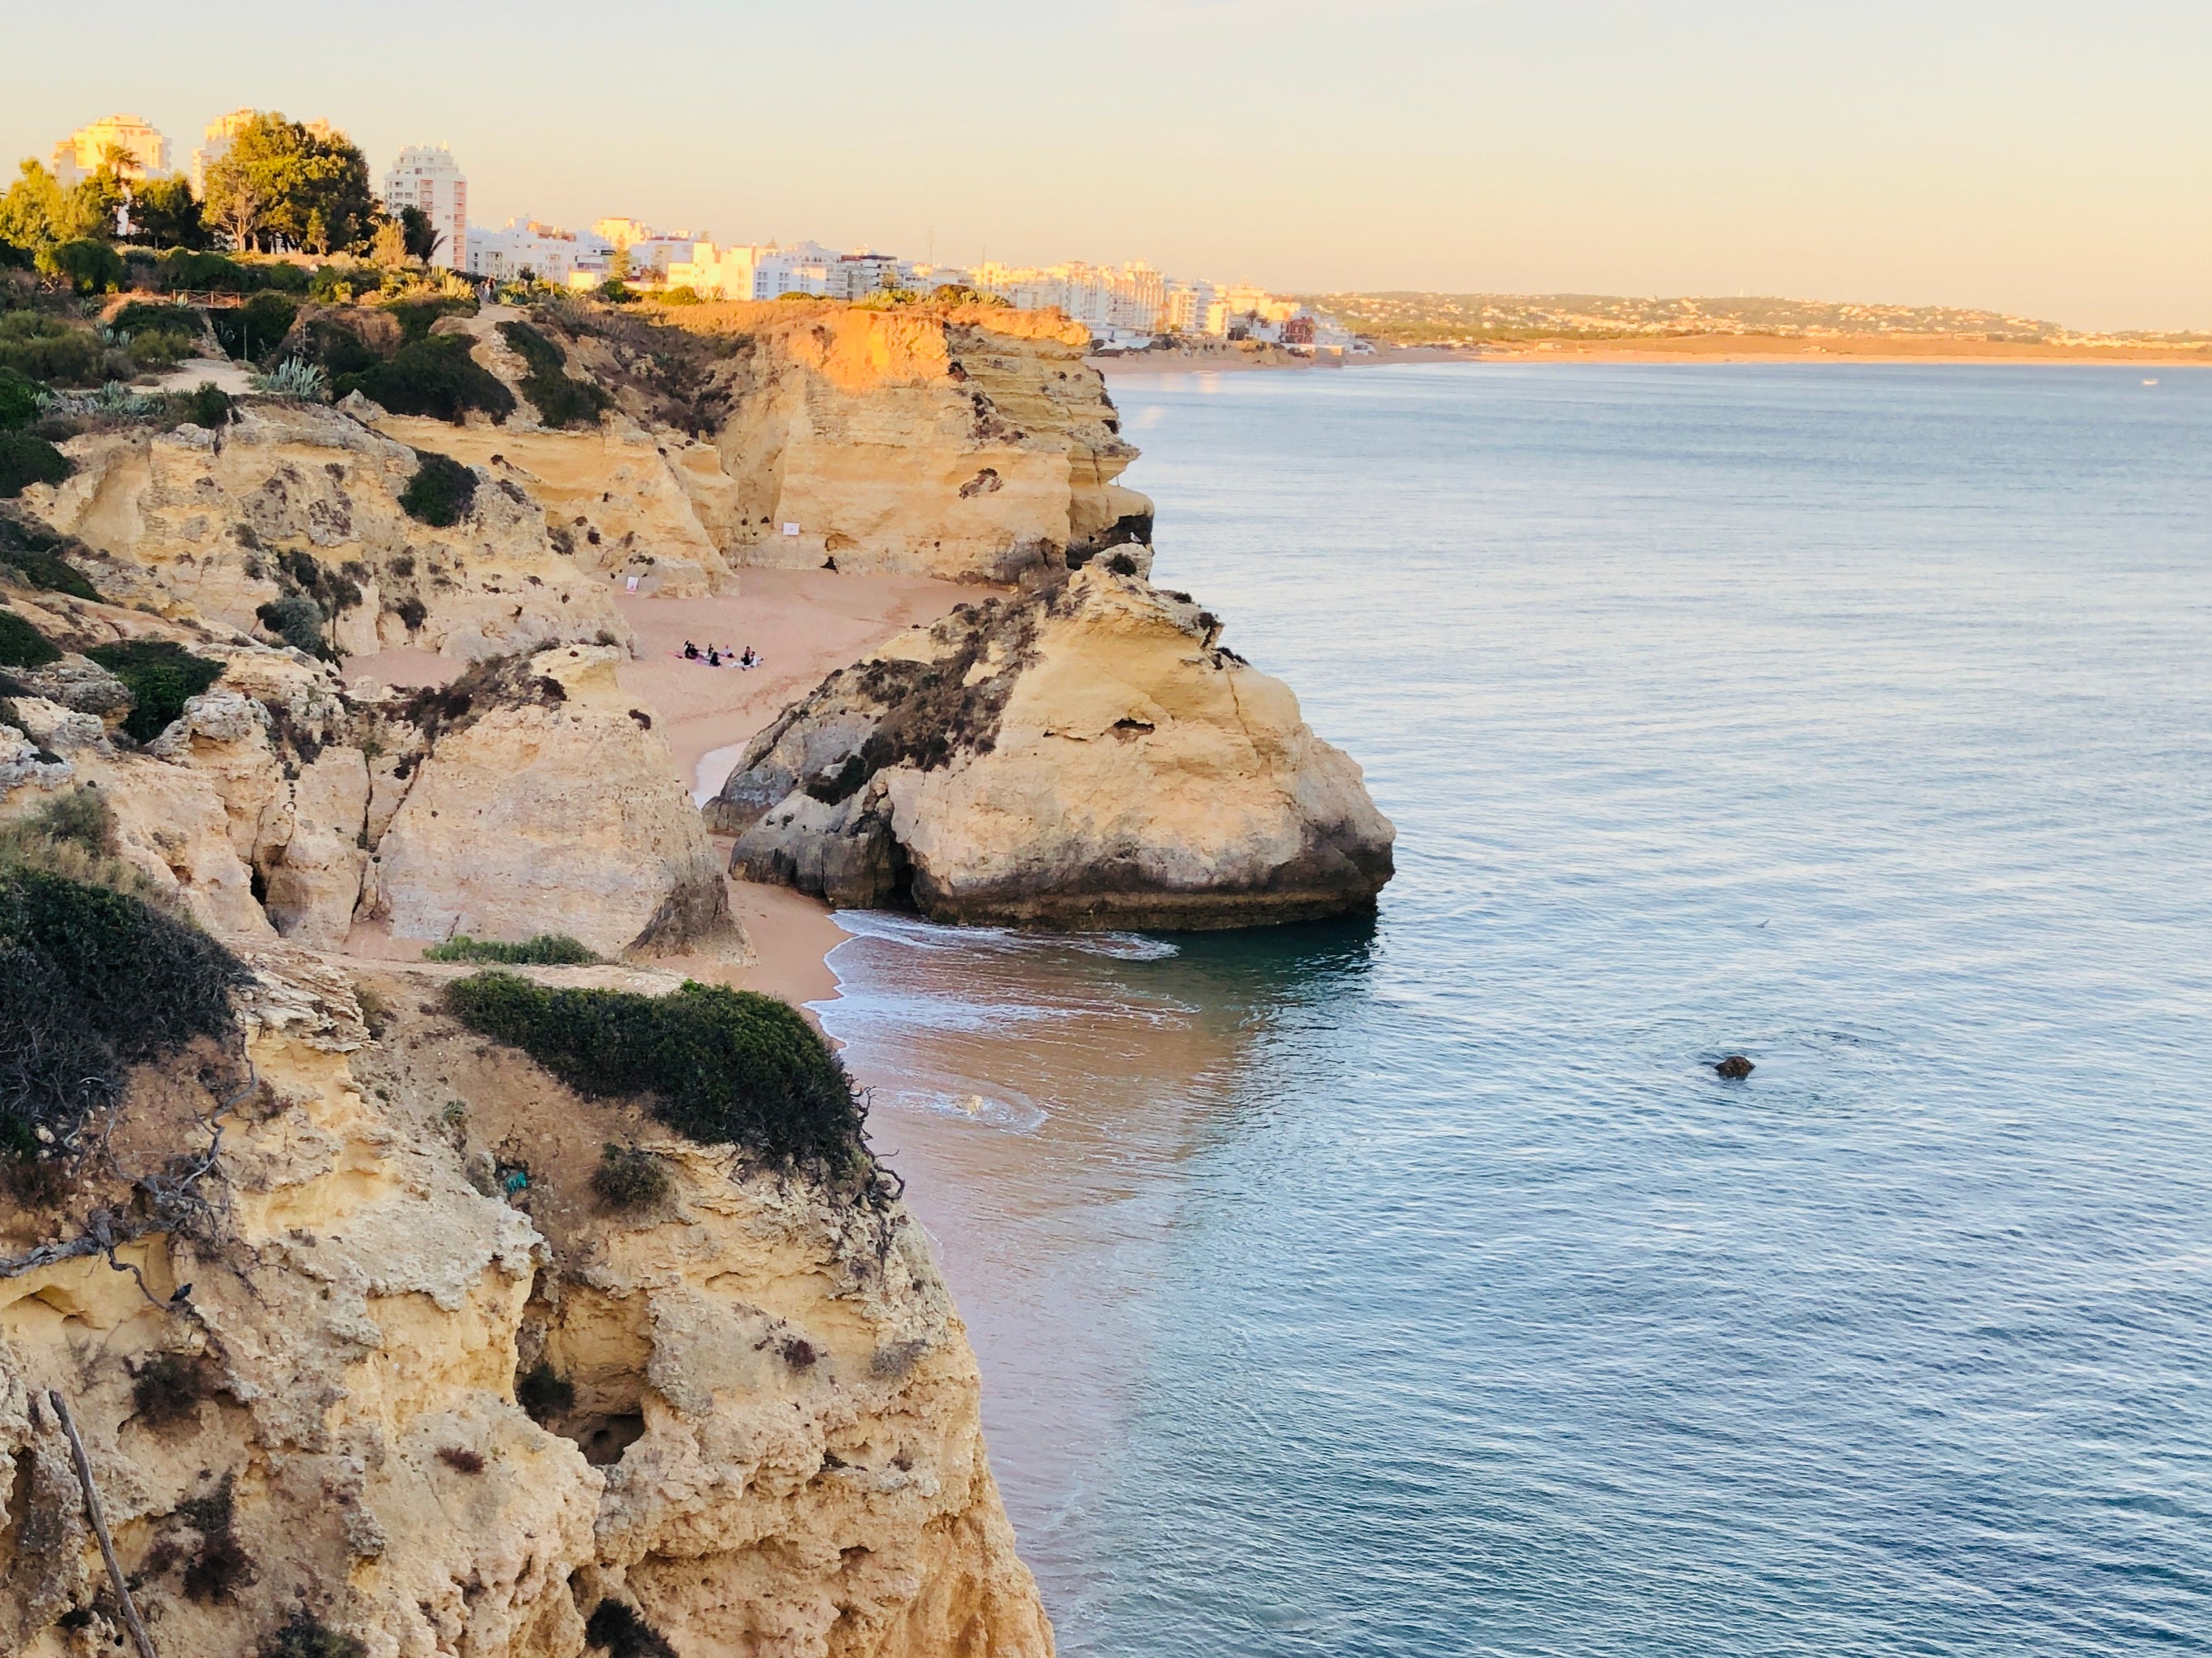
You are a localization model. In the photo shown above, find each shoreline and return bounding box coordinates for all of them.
[1095,337,2212,376]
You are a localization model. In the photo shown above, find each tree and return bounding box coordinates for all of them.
[0,160,113,252]
[202,114,375,254]
[124,176,206,249]
[607,243,632,285]
[399,206,443,265]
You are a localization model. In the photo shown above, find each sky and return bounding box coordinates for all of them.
[6,0,2208,332]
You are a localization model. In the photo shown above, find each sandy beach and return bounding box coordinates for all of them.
[344,565,976,1007]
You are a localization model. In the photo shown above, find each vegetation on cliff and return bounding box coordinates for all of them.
[442,972,867,1174]
[335,332,515,423]
[498,319,612,429]
[0,857,244,1159]
[84,637,225,742]
[422,932,597,964]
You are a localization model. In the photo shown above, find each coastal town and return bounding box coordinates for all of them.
[26,109,1368,358]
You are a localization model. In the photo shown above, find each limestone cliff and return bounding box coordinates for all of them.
[686,302,1151,580]
[708,563,1395,928]
[19,402,631,663]
[1,583,733,961]
[0,954,1051,1658]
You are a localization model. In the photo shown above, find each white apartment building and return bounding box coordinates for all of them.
[976,260,1171,335]
[50,114,169,188]
[467,218,600,286]
[665,240,857,300]
[379,145,468,268]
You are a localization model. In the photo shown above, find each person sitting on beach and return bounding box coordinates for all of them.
[706,647,721,667]
[682,640,699,660]
[738,647,758,669]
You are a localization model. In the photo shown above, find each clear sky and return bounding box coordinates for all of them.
[7,0,2207,331]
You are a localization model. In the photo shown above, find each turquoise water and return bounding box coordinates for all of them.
[819,363,2212,1655]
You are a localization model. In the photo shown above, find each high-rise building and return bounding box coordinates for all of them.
[378,145,468,268]
[189,109,256,197]
[50,114,169,188]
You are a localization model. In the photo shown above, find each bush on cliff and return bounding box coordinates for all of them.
[498,320,611,429]
[335,333,515,425]
[0,864,245,1157]
[0,606,60,667]
[0,366,39,430]
[84,638,225,743]
[0,431,72,499]
[398,448,477,526]
[443,972,867,1174]
[0,510,102,598]
[423,933,599,965]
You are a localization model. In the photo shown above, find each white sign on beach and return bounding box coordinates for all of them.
[782,523,800,536]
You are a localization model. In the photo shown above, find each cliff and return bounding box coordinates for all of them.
[0,581,734,961]
[19,403,631,663]
[0,951,1050,1658]
[707,563,1395,928]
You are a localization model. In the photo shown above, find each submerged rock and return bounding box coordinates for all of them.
[711,564,1395,928]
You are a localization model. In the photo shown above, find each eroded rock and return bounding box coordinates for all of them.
[714,564,1394,928]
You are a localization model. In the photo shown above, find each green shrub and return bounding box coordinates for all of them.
[498,321,611,430]
[0,866,245,1150]
[45,239,124,296]
[0,366,40,430]
[335,334,514,424]
[423,933,598,965]
[657,286,702,306]
[301,316,386,377]
[0,607,59,667]
[397,449,477,526]
[209,292,299,362]
[184,382,233,429]
[83,638,224,743]
[260,1611,365,1658]
[256,592,328,658]
[0,432,70,500]
[387,297,475,343]
[0,511,101,598]
[443,973,866,1173]
[590,1143,672,1211]
[158,249,255,292]
[0,313,102,386]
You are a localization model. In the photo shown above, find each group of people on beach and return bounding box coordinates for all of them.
[681,641,761,670]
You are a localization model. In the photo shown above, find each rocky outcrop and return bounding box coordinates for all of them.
[711,565,1394,928]
[19,402,630,663]
[370,420,741,600]
[0,586,737,961]
[365,645,741,961]
[653,302,1151,580]
[0,955,1051,1658]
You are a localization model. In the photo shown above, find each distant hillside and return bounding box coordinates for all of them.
[1297,292,2063,346]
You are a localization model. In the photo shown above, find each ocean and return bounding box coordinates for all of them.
[817,363,2212,1656]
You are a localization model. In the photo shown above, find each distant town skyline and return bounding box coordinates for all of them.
[5,0,2207,335]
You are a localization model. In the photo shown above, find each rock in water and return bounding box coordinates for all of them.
[1715,1054,1756,1080]
[710,564,1395,928]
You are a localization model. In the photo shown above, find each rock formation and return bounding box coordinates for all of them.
[1,584,735,962]
[365,646,738,960]
[686,302,1151,580]
[710,564,1395,928]
[19,402,629,662]
[0,953,1051,1658]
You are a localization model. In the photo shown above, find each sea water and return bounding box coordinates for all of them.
[817,363,2212,1656]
